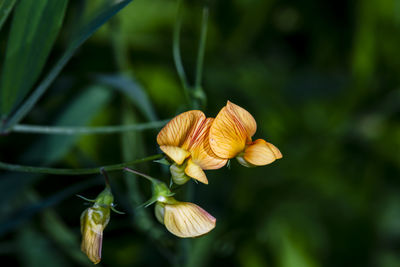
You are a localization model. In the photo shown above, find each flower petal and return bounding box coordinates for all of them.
[164,202,216,238]
[154,202,165,225]
[80,208,106,265]
[190,118,228,170]
[184,159,208,184]
[157,110,206,147]
[209,106,247,159]
[160,145,191,165]
[243,139,282,166]
[226,101,257,138]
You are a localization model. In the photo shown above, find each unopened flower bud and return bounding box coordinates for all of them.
[170,163,190,185]
[80,187,114,264]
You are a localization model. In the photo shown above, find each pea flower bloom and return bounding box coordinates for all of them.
[124,167,216,238]
[157,110,227,184]
[209,101,282,167]
[80,187,113,264]
[155,198,216,238]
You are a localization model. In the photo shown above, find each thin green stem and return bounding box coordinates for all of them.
[194,7,209,90]
[9,120,168,135]
[124,168,160,185]
[173,0,191,105]
[110,16,133,74]
[100,167,110,187]
[0,178,100,237]
[0,154,162,175]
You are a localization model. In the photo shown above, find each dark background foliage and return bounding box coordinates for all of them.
[1,0,400,266]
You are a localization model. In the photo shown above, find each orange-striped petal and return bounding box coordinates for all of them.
[190,118,228,170]
[157,110,206,147]
[209,106,247,159]
[243,139,282,166]
[160,145,191,165]
[226,101,257,139]
[164,202,216,238]
[184,159,208,184]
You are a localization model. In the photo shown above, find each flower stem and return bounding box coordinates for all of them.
[8,120,168,135]
[0,154,162,175]
[100,167,110,187]
[194,7,209,90]
[123,168,161,185]
[173,0,191,106]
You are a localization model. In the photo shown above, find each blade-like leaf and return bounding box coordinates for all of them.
[17,224,69,267]
[41,205,92,266]
[0,0,17,31]
[121,102,166,239]
[0,178,99,237]
[21,85,111,165]
[96,74,158,121]
[0,0,68,116]
[0,86,111,218]
[0,0,133,132]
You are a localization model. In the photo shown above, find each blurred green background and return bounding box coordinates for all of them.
[1,0,400,266]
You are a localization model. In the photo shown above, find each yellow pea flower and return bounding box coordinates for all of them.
[80,187,113,265]
[80,204,109,264]
[157,110,227,184]
[124,167,217,238]
[155,198,216,238]
[209,101,282,167]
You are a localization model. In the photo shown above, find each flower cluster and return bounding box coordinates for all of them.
[157,101,282,185]
[154,101,282,237]
[78,101,282,264]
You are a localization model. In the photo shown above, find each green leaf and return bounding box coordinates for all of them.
[121,101,166,239]
[0,0,17,31]
[0,0,68,116]
[0,0,133,132]
[96,74,158,121]
[41,208,93,266]
[0,178,99,236]
[0,86,111,218]
[21,85,111,164]
[17,224,69,267]
[0,178,98,237]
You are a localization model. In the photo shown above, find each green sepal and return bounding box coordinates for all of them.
[111,204,125,214]
[153,157,171,166]
[226,159,231,169]
[137,195,159,209]
[94,186,114,206]
[76,194,96,203]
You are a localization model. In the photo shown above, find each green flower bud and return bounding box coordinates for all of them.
[170,163,190,185]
